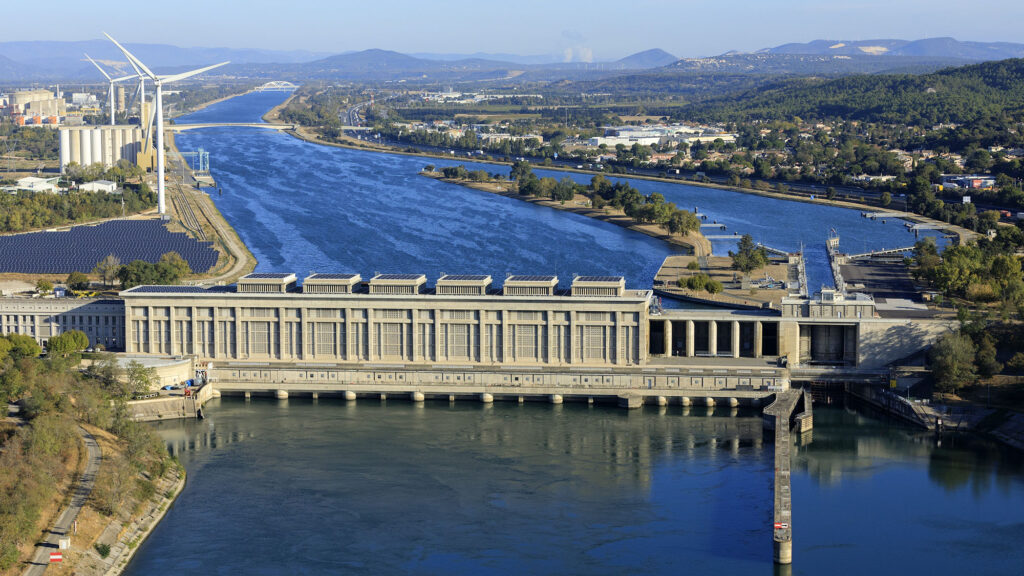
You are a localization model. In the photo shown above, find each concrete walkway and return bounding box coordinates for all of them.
[23,426,101,576]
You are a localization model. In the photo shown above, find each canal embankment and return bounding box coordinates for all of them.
[421,172,711,257]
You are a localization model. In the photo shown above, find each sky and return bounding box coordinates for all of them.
[8,0,1024,60]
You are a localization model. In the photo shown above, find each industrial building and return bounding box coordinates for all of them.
[1,272,952,398]
[5,89,66,117]
[59,125,144,172]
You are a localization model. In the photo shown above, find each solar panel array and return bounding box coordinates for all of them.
[440,275,491,281]
[575,276,624,283]
[0,220,219,274]
[308,273,358,280]
[123,285,214,294]
[374,274,424,280]
[244,273,294,279]
[507,275,557,282]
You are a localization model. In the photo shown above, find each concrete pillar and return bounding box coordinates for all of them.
[663,319,672,356]
[709,321,718,356]
[681,396,691,407]
[312,392,318,400]
[705,397,716,407]
[449,394,456,403]
[774,540,792,565]
[244,391,251,400]
[518,395,525,404]
[411,391,425,402]
[344,390,357,401]
[480,393,494,404]
[211,389,221,398]
[587,397,594,405]
[755,321,763,358]
[617,395,642,409]
[379,393,387,401]
[685,320,695,357]
[275,390,288,399]
[728,397,739,408]
[731,320,740,359]
[655,396,668,406]
[550,394,563,405]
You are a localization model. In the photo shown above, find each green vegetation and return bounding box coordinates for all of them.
[509,163,701,235]
[0,342,171,570]
[95,543,111,558]
[0,162,156,233]
[0,124,59,160]
[912,230,1024,312]
[677,273,723,294]
[729,234,769,276]
[47,330,89,357]
[115,252,193,289]
[66,271,90,291]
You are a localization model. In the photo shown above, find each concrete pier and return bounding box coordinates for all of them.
[344,390,357,401]
[411,391,425,403]
[244,391,251,400]
[655,396,668,406]
[728,397,739,408]
[705,397,716,407]
[312,392,319,400]
[275,389,288,399]
[681,396,692,407]
[550,394,563,405]
[763,390,812,565]
[379,393,387,401]
[480,393,494,404]
[618,394,643,409]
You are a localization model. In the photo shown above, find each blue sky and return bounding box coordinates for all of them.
[13,0,1024,59]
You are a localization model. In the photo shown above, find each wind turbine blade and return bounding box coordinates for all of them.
[84,53,112,81]
[103,32,157,80]
[158,61,229,83]
[112,74,137,83]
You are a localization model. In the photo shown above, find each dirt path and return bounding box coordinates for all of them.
[22,427,101,576]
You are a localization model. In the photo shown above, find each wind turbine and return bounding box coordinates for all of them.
[84,53,136,126]
[104,32,228,217]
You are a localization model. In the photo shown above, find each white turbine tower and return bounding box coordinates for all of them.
[85,53,137,126]
[104,33,228,217]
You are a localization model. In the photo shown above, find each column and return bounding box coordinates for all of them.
[709,320,718,356]
[686,320,695,357]
[547,312,555,364]
[147,307,155,355]
[663,319,672,356]
[755,321,763,358]
[344,308,353,361]
[168,307,177,355]
[366,309,375,361]
[434,309,442,362]
[233,307,243,359]
[277,308,286,360]
[732,320,740,359]
[300,308,308,360]
[193,307,200,357]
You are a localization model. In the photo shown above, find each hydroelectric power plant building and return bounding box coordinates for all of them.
[0,271,952,403]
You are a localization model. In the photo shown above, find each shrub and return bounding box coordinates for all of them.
[95,543,111,558]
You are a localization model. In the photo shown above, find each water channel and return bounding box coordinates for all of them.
[122,93,1024,575]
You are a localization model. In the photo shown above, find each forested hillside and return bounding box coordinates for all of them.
[682,58,1024,126]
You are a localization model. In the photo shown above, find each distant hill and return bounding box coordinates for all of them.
[0,40,329,82]
[681,58,1024,126]
[764,37,1024,61]
[666,53,969,76]
[617,49,677,69]
[283,49,521,82]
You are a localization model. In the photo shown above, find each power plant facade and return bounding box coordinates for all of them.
[59,125,144,172]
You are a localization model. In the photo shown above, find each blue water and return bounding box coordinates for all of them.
[125,400,1024,576]
[175,92,941,292]
[122,92,1024,576]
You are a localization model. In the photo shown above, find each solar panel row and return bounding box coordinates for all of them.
[440,275,490,281]
[576,276,623,282]
[374,274,424,280]
[0,220,219,274]
[507,275,557,282]
[308,273,358,280]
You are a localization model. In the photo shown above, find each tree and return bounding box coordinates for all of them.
[3,333,41,359]
[158,252,191,280]
[929,332,977,393]
[48,330,89,357]
[975,335,1003,378]
[880,191,892,207]
[125,360,157,398]
[687,260,700,271]
[729,234,768,276]
[66,271,90,291]
[35,279,53,294]
[423,164,435,172]
[509,161,532,182]
[92,254,121,288]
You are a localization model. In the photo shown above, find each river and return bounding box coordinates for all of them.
[122,93,1024,575]
[174,92,942,292]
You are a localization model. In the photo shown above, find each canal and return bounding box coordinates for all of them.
[128,92,1024,575]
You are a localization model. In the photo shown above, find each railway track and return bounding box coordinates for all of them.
[171,183,206,241]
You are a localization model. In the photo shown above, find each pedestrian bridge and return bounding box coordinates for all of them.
[256,81,299,92]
